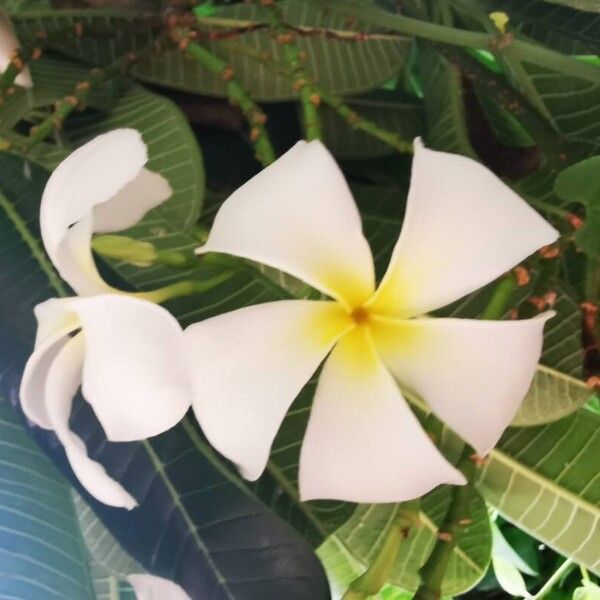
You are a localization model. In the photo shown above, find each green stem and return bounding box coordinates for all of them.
[222,39,411,153]
[580,565,590,581]
[342,503,419,599]
[585,257,600,305]
[413,446,476,600]
[259,1,322,140]
[527,197,570,220]
[181,36,276,166]
[302,0,600,83]
[480,274,517,320]
[133,272,233,304]
[413,273,519,598]
[530,559,574,600]
[0,49,24,93]
[17,44,157,151]
[318,87,412,153]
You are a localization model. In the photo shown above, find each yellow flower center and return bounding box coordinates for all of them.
[350,306,370,326]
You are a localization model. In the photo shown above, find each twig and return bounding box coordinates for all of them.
[413,446,477,600]
[413,274,521,599]
[343,502,419,599]
[530,559,574,600]
[257,0,323,140]
[23,49,151,150]
[171,28,275,166]
[223,39,412,153]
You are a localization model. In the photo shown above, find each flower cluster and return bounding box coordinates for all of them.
[20,129,557,512]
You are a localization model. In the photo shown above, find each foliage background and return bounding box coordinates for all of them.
[0,0,599,598]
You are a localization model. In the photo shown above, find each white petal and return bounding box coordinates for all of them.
[371,313,554,456]
[184,300,352,480]
[32,297,80,349]
[20,298,80,428]
[70,295,190,442]
[0,14,32,88]
[197,140,375,308]
[40,130,170,295]
[127,574,191,600]
[21,335,70,430]
[369,139,559,317]
[93,168,172,233]
[45,334,137,509]
[299,327,465,503]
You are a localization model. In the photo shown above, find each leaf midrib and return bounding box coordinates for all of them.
[0,189,67,297]
[484,447,600,518]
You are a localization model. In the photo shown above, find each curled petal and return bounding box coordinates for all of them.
[40,130,171,295]
[70,295,190,442]
[21,298,80,428]
[93,168,172,233]
[369,139,559,317]
[184,300,352,480]
[371,312,554,456]
[300,327,465,503]
[127,574,191,600]
[197,140,375,308]
[0,14,32,88]
[45,334,137,509]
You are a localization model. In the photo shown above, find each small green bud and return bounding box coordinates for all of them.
[92,235,157,266]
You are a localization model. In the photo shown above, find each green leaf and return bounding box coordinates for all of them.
[555,156,600,258]
[492,555,531,598]
[0,402,95,598]
[489,0,600,53]
[9,0,409,102]
[326,488,492,595]
[556,156,600,206]
[511,365,592,426]
[317,537,413,600]
[492,522,537,576]
[72,493,139,599]
[481,407,600,577]
[418,43,477,157]
[538,0,600,12]
[574,580,600,600]
[320,90,425,159]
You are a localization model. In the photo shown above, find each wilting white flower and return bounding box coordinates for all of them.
[185,139,558,503]
[127,574,191,600]
[20,130,190,508]
[0,12,32,88]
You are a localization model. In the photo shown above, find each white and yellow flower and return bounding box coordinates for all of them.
[185,139,558,503]
[0,12,32,88]
[20,130,190,508]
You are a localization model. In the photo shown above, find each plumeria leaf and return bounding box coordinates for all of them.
[325,488,492,595]
[492,555,531,598]
[574,580,600,600]
[492,522,537,576]
[555,156,600,259]
[480,407,600,578]
[9,0,408,102]
[72,492,141,599]
[0,401,96,598]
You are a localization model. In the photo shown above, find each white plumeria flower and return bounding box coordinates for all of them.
[185,139,558,503]
[0,12,32,88]
[127,574,191,600]
[20,130,191,508]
